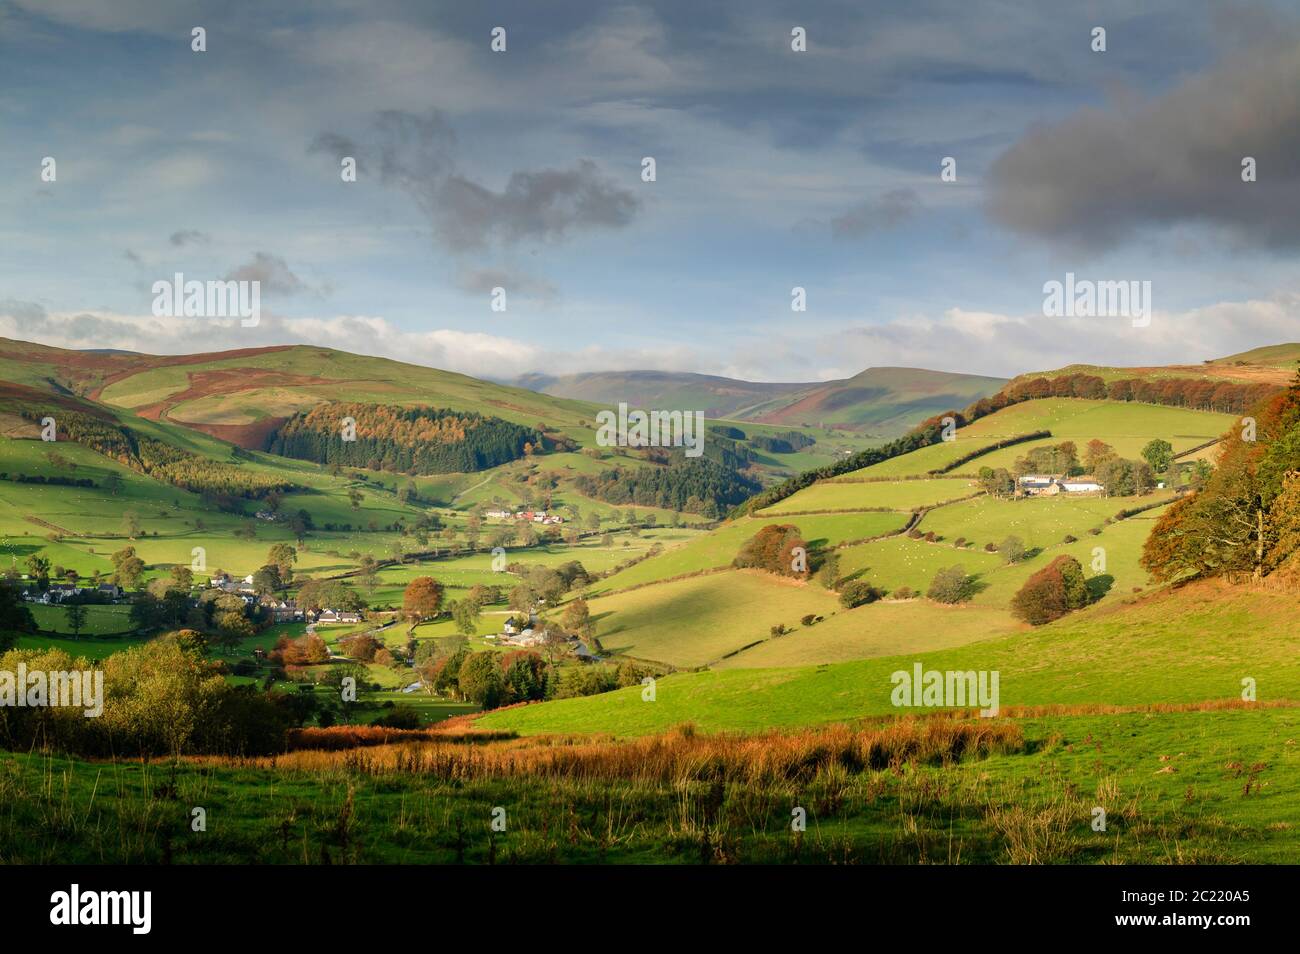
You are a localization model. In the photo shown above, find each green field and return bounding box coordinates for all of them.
[836,535,1006,595]
[586,569,841,667]
[850,399,1234,478]
[916,493,1170,551]
[760,477,977,514]
[714,599,1018,668]
[1,704,1294,863]
[28,602,133,635]
[480,581,1300,736]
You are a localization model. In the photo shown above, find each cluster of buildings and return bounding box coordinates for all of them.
[486,616,600,661]
[209,574,361,624]
[25,583,124,605]
[483,509,565,525]
[1017,474,1104,497]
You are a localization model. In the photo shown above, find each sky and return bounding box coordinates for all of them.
[2,0,1299,383]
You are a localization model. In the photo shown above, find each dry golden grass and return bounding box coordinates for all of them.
[193,718,1025,785]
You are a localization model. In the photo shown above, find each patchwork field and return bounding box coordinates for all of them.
[835,535,1005,595]
[587,510,907,595]
[915,493,1171,551]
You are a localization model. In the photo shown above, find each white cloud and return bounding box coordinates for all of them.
[5,290,1297,385]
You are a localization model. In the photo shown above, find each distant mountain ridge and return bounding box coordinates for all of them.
[519,366,1007,437]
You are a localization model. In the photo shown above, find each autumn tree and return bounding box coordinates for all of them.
[733,524,809,578]
[1084,439,1115,472]
[1011,555,1089,625]
[402,576,444,626]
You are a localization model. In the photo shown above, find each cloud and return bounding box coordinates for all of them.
[169,229,210,247]
[986,38,1300,250]
[311,110,640,250]
[223,252,309,296]
[830,188,921,239]
[5,289,1298,385]
[9,0,204,34]
[740,292,1300,381]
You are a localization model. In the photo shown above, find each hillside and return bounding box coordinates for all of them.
[549,394,1235,671]
[739,366,1007,433]
[522,366,1006,437]
[479,579,1300,736]
[1014,351,1295,388]
[515,370,811,419]
[1211,342,1300,370]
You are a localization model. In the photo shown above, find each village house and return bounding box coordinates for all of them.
[263,599,303,623]
[1018,475,1059,496]
[1059,475,1104,494]
[485,509,564,525]
[315,608,363,624]
[35,583,80,604]
[1019,474,1105,497]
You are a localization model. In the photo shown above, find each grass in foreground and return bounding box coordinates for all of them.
[1,708,1295,863]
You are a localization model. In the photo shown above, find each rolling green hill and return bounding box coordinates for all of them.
[479,579,1300,736]
[1211,342,1300,370]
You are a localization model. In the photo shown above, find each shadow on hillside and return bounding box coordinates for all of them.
[0,542,44,560]
[1087,573,1115,603]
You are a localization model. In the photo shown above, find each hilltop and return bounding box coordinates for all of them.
[1013,345,1298,389]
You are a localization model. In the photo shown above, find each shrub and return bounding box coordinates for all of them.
[1063,534,1077,544]
[457,652,507,709]
[927,565,971,604]
[839,579,884,609]
[893,586,916,600]
[370,706,422,729]
[800,614,819,627]
[1010,555,1090,625]
[814,552,841,589]
[1001,535,1026,563]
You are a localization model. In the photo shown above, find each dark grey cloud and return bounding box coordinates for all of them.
[224,252,307,296]
[312,109,639,250]
[169,229,211,247]
[0,299,48,333]
[0,300,145,346]
[986,37,1300,250]
[831,188,921,239]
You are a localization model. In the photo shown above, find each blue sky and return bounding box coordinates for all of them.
[2,0,1299,381]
